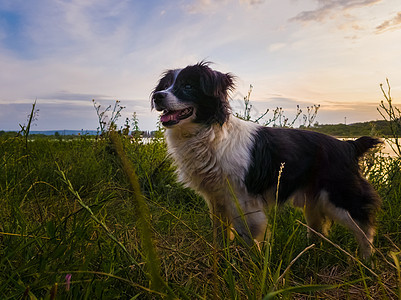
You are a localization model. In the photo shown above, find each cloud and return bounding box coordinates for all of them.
[290,0,383,23]
[268,42,286,52]
[239,0,265,5]
[322,100,377,111]
[184,0,264,14]
[40,91,112,102]
[317,100,381,124]
[184,0,229,14]
[0,98,158,131]
[0,1,156,61]
[376,12,401,33]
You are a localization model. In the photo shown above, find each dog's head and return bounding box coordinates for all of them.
[151,62,235,128]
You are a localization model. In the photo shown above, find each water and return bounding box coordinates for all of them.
[341,137,400,157]
[380,138,400,157]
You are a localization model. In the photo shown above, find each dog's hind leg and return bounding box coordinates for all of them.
[304,205,328,240]
[332,209,374,259]
[338,212,375,258]
[319,197,375,259]
[295,192,331,239]
[304,202,331,240]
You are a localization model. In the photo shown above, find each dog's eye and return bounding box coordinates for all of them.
[184,84,192,90]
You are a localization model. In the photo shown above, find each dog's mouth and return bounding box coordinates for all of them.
[160,107,194,126]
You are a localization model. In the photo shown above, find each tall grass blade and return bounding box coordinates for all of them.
[263,284,338,300]
[109,131,175,298]
[390,251,401,299]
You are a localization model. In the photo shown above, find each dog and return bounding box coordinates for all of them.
[151,62,381,258]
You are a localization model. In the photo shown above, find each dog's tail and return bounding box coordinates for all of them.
[347,136,382,158]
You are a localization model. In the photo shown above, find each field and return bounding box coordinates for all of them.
[1,96,401,299]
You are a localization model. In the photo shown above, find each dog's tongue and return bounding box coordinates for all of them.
[160,111,180,123]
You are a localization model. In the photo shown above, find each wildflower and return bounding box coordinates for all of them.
[65,274,72,291]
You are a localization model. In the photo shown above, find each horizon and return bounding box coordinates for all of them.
[0,92,392,132]
[1,116,390,134]
[1,0,400,132]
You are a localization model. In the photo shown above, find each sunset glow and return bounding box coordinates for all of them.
[1,0,400,131]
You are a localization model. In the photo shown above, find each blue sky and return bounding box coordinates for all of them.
[0,0,400,131]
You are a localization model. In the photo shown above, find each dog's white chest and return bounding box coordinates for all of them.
[165,119,257,192]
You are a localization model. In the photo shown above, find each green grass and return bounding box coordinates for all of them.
[1,130,401,299]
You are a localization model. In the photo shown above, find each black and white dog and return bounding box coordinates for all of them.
[151,62,381,258]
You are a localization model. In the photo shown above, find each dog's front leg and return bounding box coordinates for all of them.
[204,196,234,244]
[231,198,268,245]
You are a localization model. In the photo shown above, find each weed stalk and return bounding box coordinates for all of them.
[108,131,175,298]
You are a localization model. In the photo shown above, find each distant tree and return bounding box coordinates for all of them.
[54,131,63,141]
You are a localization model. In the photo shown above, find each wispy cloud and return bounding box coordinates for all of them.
[317,101,381,124]
[183,0,265,14]
[184,0,230,14]
[239,0,265,5]
[376,12,401,33]
[0,98,157,131]
[291,0,383,23]
[268,42,286,52]
[40,91,111,102]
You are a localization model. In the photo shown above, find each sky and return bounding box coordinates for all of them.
[0,0,401,132]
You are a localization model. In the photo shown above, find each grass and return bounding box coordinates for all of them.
[1,130,400,299]
[1,100,401,298]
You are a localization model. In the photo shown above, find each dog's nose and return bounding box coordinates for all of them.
[153,91,166,106]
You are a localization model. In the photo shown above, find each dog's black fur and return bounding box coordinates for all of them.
[245,127,380,226]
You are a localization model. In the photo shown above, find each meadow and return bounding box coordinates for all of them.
[1,87,401,299]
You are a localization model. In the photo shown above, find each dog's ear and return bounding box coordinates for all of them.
[200,68,235,98]
[199,68,235,125]
[214,72,234,125]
